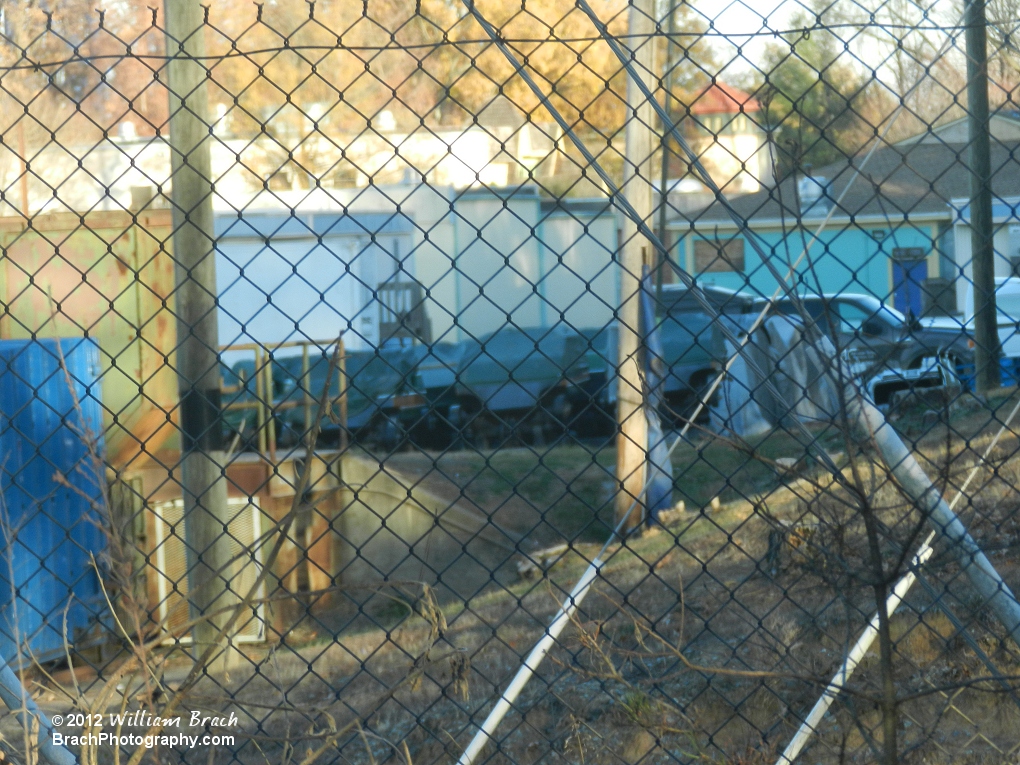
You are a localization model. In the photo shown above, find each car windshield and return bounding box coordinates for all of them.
[849,295,906,326]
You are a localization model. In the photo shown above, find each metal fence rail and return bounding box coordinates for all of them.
[0,1,1019,764]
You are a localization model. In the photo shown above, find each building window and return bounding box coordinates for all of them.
[694,237,745,272]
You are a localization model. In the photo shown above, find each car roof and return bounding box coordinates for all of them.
[659,284,757,312]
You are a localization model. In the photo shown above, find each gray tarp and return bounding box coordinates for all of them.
[711,314,842,437]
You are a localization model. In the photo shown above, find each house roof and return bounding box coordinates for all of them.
[688,82,760,115]
[895,112,1020,146]
[216,211,414,240]
[683,139,1020,227]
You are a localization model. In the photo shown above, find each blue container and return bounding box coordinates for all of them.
[0,339,106,663]
[956,356,1020,390]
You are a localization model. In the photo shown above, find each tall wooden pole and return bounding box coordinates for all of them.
[164,0,234,655]
[615,0,656,532]
[966,0,1000,393]
[656,0,677,303]
[17,121,28,217]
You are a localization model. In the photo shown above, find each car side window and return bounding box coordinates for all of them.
[836,302,875,335]
[775,299,834,336]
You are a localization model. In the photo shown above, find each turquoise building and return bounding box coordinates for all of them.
[666,114,1020,316]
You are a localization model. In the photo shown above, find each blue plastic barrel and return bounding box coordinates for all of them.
[0,339,106,663]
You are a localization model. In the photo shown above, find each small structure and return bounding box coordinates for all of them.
[0,339,106,663]
[121,448,519,640]
[685,82,772,195]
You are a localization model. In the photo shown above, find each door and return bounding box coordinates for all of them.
[892,248,928,316]
[153,498,267,644]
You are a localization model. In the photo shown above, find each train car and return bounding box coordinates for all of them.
[402,341,466,450]
[274,346,422,449]
[453,325,589,447]
[572,314,723,435]
[217,286,755,452]
[572,325,618,439]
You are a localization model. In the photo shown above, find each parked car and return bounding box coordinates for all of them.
[764,293,972,379]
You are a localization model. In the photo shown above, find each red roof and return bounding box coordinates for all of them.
[688,82,760,115]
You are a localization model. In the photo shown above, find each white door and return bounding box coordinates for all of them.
[153,497,267,644]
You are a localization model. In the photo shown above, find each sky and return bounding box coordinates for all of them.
[691,0,804,79]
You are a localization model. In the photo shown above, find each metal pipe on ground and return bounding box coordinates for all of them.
[165,0,235,660]
[778,393,1020,764]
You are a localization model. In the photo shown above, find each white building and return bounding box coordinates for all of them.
[213,185,618,351]
[679,82,773,197]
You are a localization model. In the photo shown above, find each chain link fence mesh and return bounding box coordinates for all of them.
[0,0,1018,763]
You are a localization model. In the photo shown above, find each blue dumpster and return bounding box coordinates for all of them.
[0,339,106,663]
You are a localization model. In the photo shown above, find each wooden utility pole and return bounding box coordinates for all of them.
[966,0,1000,393]
[165,0,235,655]
[656,0,677,303]
[615,0,656,532]
[17,121,28,217]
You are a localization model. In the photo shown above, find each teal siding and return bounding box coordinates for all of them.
[675,222,941,302]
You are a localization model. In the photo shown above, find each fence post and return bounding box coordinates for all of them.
[164,0,235,657]
[615,0,656,532]
[966,0,999,393]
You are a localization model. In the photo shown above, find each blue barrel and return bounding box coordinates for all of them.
[0,339,106,663]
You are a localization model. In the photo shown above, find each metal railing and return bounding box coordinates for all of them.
[220,338,348,460]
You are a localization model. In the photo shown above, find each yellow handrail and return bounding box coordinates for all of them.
[219,337,347,460]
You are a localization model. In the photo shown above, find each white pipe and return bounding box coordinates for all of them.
[777,393,1020,764]
[776,536,935,765]
[856,395,1020,641]
[456,561,601,765]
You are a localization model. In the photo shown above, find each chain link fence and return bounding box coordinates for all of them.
[0,0,1019,763]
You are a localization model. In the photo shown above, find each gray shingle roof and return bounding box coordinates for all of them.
[684,139,1020,226]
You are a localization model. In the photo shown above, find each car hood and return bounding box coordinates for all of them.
[919,317,968,332]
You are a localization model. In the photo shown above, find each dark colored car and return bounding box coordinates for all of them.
[766,293,972,377]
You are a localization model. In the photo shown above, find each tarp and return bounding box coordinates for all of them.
[711,314,841,437]
[640,268,674,523]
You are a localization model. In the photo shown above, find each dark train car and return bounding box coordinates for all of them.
[402,341,467,450]
[218,285,756,452]
[453,325,589,447]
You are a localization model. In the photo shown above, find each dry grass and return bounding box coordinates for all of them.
[17,390,1020,764]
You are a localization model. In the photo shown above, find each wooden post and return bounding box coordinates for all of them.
[339,338,348,452]
[255,347,267,457]
[966,0,1000,393]
[302,342,311,434]
[614,0,656,532]
[17,121,28,218]
[265,349,277,463]
[656,0,677,301]
[165,0,235,656]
